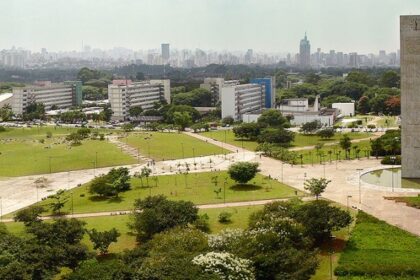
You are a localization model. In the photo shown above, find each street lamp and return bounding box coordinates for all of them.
[356,168,363,205]
[390,156,396,192]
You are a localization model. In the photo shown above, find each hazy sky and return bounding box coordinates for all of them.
[1,0,419,54]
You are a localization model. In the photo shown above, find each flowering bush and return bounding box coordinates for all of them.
[208,229,244,251]
[192,251,255,280]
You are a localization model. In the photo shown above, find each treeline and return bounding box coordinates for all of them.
[278,69,401,115]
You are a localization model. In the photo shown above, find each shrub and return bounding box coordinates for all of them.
[227,162,260,184]
[218,212,232,224]
[381,155,401,165]
[0,126,5,132]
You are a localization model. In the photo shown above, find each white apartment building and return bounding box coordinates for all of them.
[11,81,82,115]
[200,78,240,102]
[108,79,170,120]
[332,102,355,117]
[221,84,265,121]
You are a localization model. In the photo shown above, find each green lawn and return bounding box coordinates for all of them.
[335,211,420,279]
[293,140,372,165]
[0,126,114,140]
[4,205,262,253]
[17,171,302,216]
[201,130,371,151]
[0,138,136,177]
[125,132,229,161]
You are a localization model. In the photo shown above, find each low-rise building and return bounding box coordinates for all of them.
[332,102,355,117]
[289,108,338,127]
[108,79,170,120]
[278,98,309,113]
[221,83,265,121]
[11,81,82,115]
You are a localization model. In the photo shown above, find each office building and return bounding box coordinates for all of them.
[299,33,311,68]
[401,15,420,178]
[221,83,265,121]
[250,77,276,108]
[11,81,82,115]
[161,43,170,63]
[200,78,240,102]
[108,79,170,120]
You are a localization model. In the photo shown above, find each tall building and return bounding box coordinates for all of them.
[221,84,265,121]
[200,78,240,102]
[401,15,420,178]
[250,77,276,108]
[161,43,170,63]
[349,52,359,68]
[299,33,311,68]
[11,81,82,115]
[244,49,253,64]
[108,80,170,120]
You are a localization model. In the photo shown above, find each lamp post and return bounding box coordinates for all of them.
[390,156,396,192]
[356,168,363,205]
[346,195,352,234]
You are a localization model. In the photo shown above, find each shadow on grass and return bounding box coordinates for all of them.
[230,184,262,191]
[88,196,123,203]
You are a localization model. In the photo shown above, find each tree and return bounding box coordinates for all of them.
[304,73,321,84]
[67,259,129,280]
[128,106,143,118]
[257,128,294,146]
[317,128,335,139]
[131,195,199,241]
[89,168,131,197]
[357,96,370,114]
[135,227,218,280]
[165,105,200,123]
[49,189,68,215]
[294,200,352,245]
[122,123,134,132]
[228,162,260,184]
[136,72,145,81]
[385,95,401,115]
[257,109,288,128]
[0,104,13,121]
[87,228,120,255]
[339,135,352,159]
[222,116,234,126]
[380,70,400,88]
[14,206,45,226]
[233,122,261,140]
[134,166,152,187]
[346,71,375,86]
[300,120,322,134]
[304,177,331,199]
[173,111,192,131]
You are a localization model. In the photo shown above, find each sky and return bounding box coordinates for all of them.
[1,0,420,54]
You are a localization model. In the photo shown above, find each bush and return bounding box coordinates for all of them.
[218,212,232,224]
[0,126,6,132]
[381,155,401,165]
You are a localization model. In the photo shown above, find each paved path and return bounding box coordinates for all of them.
[186,132,420,236]
[0,197,311,223]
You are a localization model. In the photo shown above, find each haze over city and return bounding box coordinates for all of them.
[2,0,420,53]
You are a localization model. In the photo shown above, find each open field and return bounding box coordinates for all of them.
[0,126,114,140]
[3,205,262,253]
[125,132,229,161]
[201,129,372,151]
[335,211,420,279]
[0,138,136,177]
[17,171,302,215]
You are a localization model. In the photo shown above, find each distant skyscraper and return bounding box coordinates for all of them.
[161,43,170,63]
[299,33,311,68]
[245,49,253,64]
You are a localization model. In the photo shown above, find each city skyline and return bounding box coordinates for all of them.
[1,0,420,53]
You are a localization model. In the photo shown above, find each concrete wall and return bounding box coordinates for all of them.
[221,86,236,120]
[401,15,420,178]
[332,103,355,117]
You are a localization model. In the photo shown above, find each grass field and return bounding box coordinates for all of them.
[201,129,371,151]
[0,138,136,177]
[0,126,113,140]
[335,211,420,279]
[3,205,262,253]
[23,171,302,215]
[125,132,229,161]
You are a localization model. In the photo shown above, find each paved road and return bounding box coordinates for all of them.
[1,197,311,223]
[186,132,420,236]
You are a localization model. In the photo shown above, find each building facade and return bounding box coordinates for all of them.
[161,43,170,63]
[108,80,170,120]
[11,81,82,115]
[401,15,420,178]
[221,84,265,121]
[200,78,240,102]
[332,102,355,117]
[250,77,276,108]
